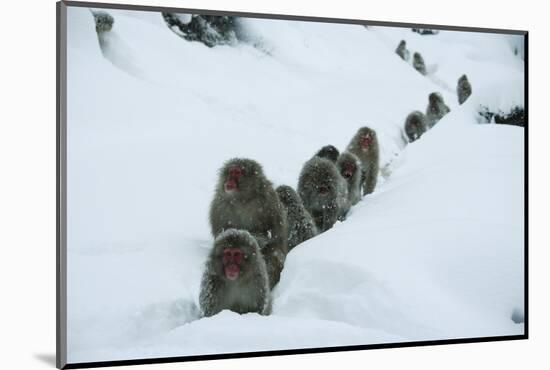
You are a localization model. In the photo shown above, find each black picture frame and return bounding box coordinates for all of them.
[56,1,528,368]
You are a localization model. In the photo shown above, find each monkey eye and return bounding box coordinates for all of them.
[228,166,243,178]
[223,248,244,264]
[360,135,371,146]
[232,250,243,263]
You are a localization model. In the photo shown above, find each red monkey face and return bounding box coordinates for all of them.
[359,133,372,149]
[224,165,243,193]
[223,247,244,280]
[318,185,329,196]
[342,162,356,179]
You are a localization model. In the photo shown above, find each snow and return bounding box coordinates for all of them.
[174,13,193,25]
[65,6,525,364]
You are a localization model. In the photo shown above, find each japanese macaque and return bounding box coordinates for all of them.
[346,127,380,195]
[298,157,349,232]
[457,74,472,105]
[426,92,451,128]
[404,111,428,142]
[199,229,271,317]
[336,151,362,205]
[92,11,114,33]
[413,52,427,75]
[315,145,340,163]
[395,40,410,61]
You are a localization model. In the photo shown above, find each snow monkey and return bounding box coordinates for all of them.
[298,157,349,233]
[276,185,319,250]
[395,40,410,61]
[346,126,380,195]
[336,151,362,206]
[413,52,427,75]
[315,145,340,163]
[404,111,428,142]
[426,92,451,128]
[209,158,288,289]
[199,229,271,317]
[92,11,114,33]
[457,74,472,105]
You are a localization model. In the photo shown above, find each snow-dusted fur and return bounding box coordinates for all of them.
[426,92,451,128]
[162,13,238,47]
[298,157,349,232]
[276,185,319,250]
[92,10,114,33]
[404,111,428,142]
[413,52,427,75]
[314,145,340,163]
[395,40,410,61]
[457,74,473,105]
[346,127,380,195]
[200,229,271,316]
[336,152,362,206]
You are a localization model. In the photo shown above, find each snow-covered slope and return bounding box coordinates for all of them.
[65,7,525,363]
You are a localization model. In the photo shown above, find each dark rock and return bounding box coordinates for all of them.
[162,13,239,47]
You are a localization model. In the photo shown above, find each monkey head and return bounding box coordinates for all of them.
[93,11,114,33]
[429,92,444,106]
[410,114,422,129]
[218,158,265,196]
[338,152,360,179]
[341,161,356,179]
[299,157,339,204]
[276,185,299,206]
[315,145,340,163]
[356,127,376,151]
[213,229,259,282]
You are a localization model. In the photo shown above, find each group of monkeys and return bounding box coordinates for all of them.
[197,37,474,318]
[396,39,429,76]
[199,127,379,317]
[397,39,473,142]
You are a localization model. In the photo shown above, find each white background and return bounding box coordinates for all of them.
[0,0,545,369]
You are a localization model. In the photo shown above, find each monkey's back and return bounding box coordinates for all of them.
[457,76,472,105]
[405,111,428,142]
[413,52,427,75]
[276,185,319,250]
[298,157,349,232]
[426,103,451,128]
[209,181,287,242]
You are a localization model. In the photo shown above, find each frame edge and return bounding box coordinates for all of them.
[57,1,68,369]
[62,0,527,35]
